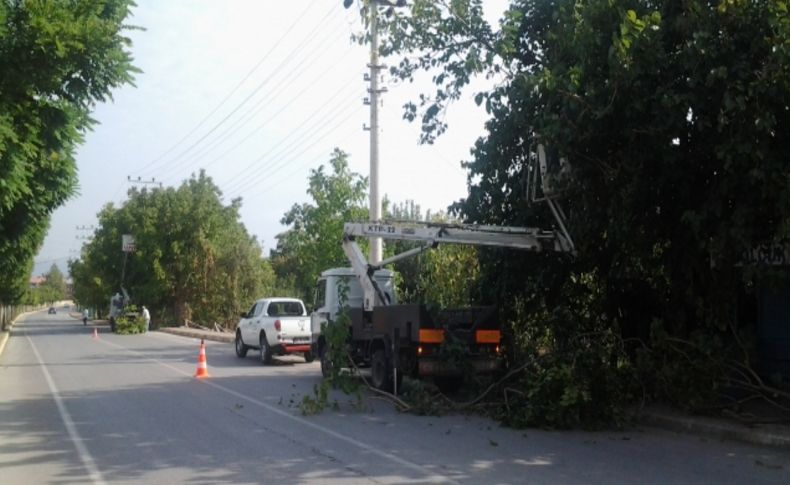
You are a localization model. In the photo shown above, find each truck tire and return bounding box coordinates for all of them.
[304,351,315,363]
[371,349,393,392]
[235,331,248,358]
[320,345,333,378]
[260,334,273,365]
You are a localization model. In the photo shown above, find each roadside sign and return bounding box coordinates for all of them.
[122,234,136,253]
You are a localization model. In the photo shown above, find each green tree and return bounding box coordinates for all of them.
[24,263,68,304]
[0,0,138,304]
[68,254,105,313]
[384,200,479,307]
[376,1,790,426]
[70,171,271,327]
[272,148,369,302]
[383,200,424,303]
[41,263,67,302]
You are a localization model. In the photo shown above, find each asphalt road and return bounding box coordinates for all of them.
[2,310,789,484]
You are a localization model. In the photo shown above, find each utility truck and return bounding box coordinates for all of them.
[311,142,574,393]
[108,287,131,333]
[311,220,574,393]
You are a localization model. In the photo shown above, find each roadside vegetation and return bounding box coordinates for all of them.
[69,171,279,327]
[0,0,138,305]
[23,264,68,306]
[306,0,790,428]
[372,0,790,427]
[112,304,146,335]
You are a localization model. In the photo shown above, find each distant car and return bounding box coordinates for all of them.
[235,298,313,364]
[48,307,56,314]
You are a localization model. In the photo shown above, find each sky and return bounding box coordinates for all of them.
[33,0,510,277]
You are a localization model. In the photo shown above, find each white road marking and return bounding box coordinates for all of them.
[25,333,106,485]
[100,338,459,484]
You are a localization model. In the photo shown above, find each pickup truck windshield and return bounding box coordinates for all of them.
[267,301,304,317]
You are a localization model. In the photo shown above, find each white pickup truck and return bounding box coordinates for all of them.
[234,298,313,365]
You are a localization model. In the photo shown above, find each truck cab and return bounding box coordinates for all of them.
[310,267,395,345]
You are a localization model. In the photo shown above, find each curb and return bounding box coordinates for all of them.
[641,410,790,449]
[0,307,45,359]
[158,327,234,344]
[0,330,9,358]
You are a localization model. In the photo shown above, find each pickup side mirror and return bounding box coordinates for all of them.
[240,312,247,318]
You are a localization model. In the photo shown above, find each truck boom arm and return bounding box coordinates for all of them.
[343,221,574,311]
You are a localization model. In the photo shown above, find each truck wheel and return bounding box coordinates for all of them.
[320,345,333,378]
[260,334,272,365]
[371,349,393,392]
[235,331,248,358]
[304,351,315,363]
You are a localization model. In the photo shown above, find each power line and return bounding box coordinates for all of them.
[211,80,362,193]
[174,68,359,182]
[219,87,362,195]
[158,17,356,183]
[217,82,362,190]
[227,5,364,196]
[132,1,321,178]
[140,5,340,180]
[251,121,361,198]
[181,25,354,168]
[224,103,365,198]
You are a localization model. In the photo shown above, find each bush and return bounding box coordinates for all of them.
[114,305,146,335]
[494,332,639,430]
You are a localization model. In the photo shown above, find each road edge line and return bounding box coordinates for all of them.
[1,308,45,358]
[0,330,9,358]
[25,331,107,485]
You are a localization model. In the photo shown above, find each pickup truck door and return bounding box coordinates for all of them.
[241,302,259,344]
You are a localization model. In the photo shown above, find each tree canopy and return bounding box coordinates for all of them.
[376,0,790,426]
[0,0,138,303]
[69,171,274,326]
[24,263,67,305]
[271,149,369,303]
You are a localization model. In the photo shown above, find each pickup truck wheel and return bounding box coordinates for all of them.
[260,334,272,365]
[320,346,333,378]
[371,349,393,392]
[304,351,315,363]
[235,331,248,358]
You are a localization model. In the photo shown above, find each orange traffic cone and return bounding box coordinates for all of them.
[92,327,98,339]
[194,339,210,378]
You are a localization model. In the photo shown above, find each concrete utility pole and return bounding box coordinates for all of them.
[345,0,406,265]
[368,2,383,264]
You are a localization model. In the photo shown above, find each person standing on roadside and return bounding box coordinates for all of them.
[142,305,151,333]
[82,308,89,326]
